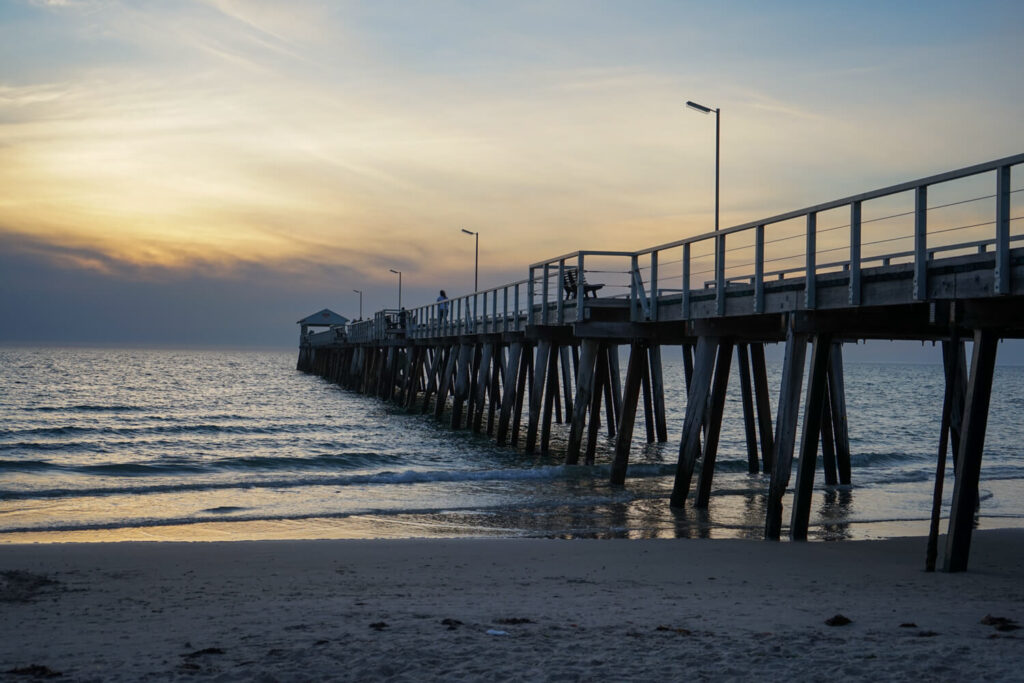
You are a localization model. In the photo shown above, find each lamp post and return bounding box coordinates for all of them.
[352,289,362,319]
[461,228,479,291]
[686,100,720,232]
[388,269,402,309]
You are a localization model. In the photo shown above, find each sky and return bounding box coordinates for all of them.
[1,0,1023,350]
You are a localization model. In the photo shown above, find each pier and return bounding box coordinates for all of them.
[298,153,1024,571]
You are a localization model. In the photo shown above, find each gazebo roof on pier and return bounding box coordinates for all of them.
[297,309,349,327]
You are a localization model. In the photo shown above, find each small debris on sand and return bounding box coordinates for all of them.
[825,614,852,626]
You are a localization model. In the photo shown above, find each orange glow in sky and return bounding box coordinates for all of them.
[2,1,1022,325]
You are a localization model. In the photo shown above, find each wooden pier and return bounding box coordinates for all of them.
[298,153,1024,571]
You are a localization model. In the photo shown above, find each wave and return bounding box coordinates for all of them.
[29,404,150,413]
[0,462,678,502]
[0,423,294,438]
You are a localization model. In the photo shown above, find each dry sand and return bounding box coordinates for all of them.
[2,530,1024,681]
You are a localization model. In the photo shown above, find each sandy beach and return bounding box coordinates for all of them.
[2,531,1024,681]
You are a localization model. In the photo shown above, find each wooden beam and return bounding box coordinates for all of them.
[525,340,552,453]
[540,345,560,453]
[827,343,851,485]
[926,333,960,571]
[496,342,523,445]
[670,336,717,508]
[943,329,999,572]
[820,387,838,486]
[611,342,645,485]
[450,344,474,429]
[649,344,668,442]
[487,345,503,437]
[790,334,833,540]
[566,339,599,464]
[559,345,575,420]
[736,343,759,474]
[640,345,656,443]
[510,345,532,447]
[586,342,609,465]
[695,339,734,508]
[472,343,493,433]
[765,325,809,539]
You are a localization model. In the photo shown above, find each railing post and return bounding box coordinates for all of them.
[491,290,497,333]
[515,282,521,330]
[996,165,1011,295]
[541,263,550,325]
[849,201,862,306]
[682,243,690,320]
[503,286,509,332]
[754,225,764,314]
[557,259,565,325]
[630,254,640,322]
[914,185,928,300]
[715,233,726,316]
[576,253,585,313]
[650,251,659,322]
[805,212,817,309]
[528,267,536,325]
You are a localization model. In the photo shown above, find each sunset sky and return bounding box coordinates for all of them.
[2,0,1022,347]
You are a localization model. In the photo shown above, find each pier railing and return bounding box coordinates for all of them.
[314,153,1022,345]
[630,152,1023,321]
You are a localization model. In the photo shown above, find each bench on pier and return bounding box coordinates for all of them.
[562,266,604,299]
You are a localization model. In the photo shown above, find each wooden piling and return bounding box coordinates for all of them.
[750,343,775,473]
[926,333,960,571]
[526,340,552,453]
[610,341,646,485]
[566,339,599,464]
[540,346,560,453]
[496,342,523,445]
[765,326,809,539]
[736,343,759,474]
[640,347,656,443]
[695,340,734,508]
[790,334,833,540]
[472,343,493,433]
[944,329,999,572]
[827,343,851,485]
[670,336,717,508]
[648,344,668,442]
[585,342,609,465]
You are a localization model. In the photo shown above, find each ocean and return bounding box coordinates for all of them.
[2,346,1022,544]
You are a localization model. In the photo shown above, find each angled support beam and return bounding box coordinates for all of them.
[765,325,809,539]
[566,339,600,464]
[736,343,759,474]
[944,329,999,573]
[695,339,735,508]
[496,342,523,445]
[611,341,646,485]
[670,336,717,508]
[525,341,552,453]
[790,334,833,540]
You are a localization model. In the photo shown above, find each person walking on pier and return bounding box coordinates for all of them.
[437,290,449,321]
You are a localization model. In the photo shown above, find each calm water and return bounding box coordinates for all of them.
[1,347,1022,543]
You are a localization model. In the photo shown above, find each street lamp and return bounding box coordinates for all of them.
[686,99,720,232]
[352,289,362,319]
[461,228,479,292]
[388,269,402,309]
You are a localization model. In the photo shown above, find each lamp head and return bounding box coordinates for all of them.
[389,269,400,275]
[461,228,475,235]
[686,100,713,114]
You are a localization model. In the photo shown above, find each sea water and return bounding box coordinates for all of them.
[1,347,1022,543]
